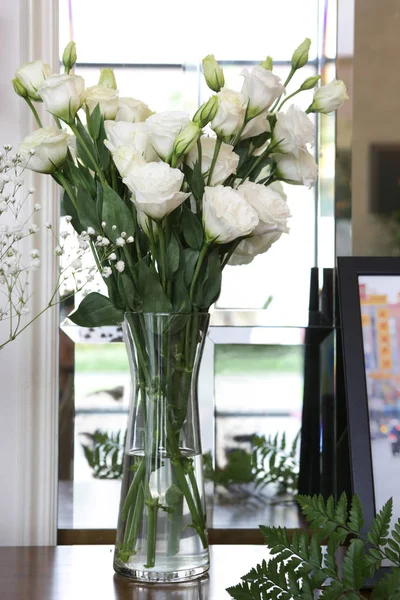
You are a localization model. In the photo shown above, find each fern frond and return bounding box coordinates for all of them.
[348,494,364,533]
[81,428,126,479]
[368,498,393,547]
[371,567,400,600]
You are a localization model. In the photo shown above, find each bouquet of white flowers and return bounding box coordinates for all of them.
[11,38,347,582]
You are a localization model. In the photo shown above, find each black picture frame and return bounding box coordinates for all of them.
[337,256,400,584]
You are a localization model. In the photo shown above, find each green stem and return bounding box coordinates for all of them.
[270,68,296,113]
[144,497,159,568]
[206,137,222,185]
[25,98,43,128]
[188,465,204,523]
[167,490,184,556]
[157,221,167,291]
[171,457,208,549]
[122,483,145,554]
[189,244,209,302]
[277,88,302,111]
[195,137,203,215]
[121,457,146,521]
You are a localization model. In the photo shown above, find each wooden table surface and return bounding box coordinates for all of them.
[0,545,270,600]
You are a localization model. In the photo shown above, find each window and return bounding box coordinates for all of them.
[57,0,337,537]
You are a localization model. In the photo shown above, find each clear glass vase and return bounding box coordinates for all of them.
[113,311,210,583]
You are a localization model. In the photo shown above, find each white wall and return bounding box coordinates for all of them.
[0,0,59,546]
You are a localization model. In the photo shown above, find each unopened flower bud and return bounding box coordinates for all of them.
[300,75,321,91]
[98,68,117,90]
[62,41,77,74]
[12,78,28,99]
[308,79,349,114]
[172,122,202,159]
[202,55,225,92]
[193,96,219,128]
[259,56,273,71]
[291,38,311,71]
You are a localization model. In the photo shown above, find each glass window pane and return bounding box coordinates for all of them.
[60,0,319,64]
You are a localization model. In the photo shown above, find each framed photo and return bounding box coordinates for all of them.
[337,256,400,580]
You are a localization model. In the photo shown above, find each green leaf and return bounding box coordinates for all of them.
[117,271,139,311]
[96,117,110,171]
[195,248,222,308]
[165,233,180,279]
[183,162,205,204]
[171,271,191,313]
[335,492,348,525]
[368,498,393,546]
[62,190,84,234]
[341,538,366,590]
[134,259,172,313]
[68,292,124,327]
[101,184,135,242]
[76,186,100,231]
[86,103,102,141]
[348,494,364,532]
[62,159,96,198]
[372,567,400,600]
[181,205,204,250]
[184,248,200,287]
[75,118,98,169]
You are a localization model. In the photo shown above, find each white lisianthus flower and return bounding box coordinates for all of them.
[238,181,290,235]
[240,111,271,141]
[241,66,285,118]
[104,121,157,176]
[274,149,318,188]
[202,185,259,244]
[228,230,283,266]
[210,88,247,137]
[187,136,239,186]
[309,79,349,113]
[146,111,190,160]
[15,60,52,101]
[85,85,119,120]
[116,98,153,122]
[38,74,85,123]
[273,105,315,156]
[124,162,190,220]
[19,127,69,174]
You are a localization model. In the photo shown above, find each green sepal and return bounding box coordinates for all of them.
[68,292,124,327]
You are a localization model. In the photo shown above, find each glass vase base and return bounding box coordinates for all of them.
[113,555,210,583]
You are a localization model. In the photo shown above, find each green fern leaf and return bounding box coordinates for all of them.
[371,567,400,600]
[368,498,393,546]
[226,582,256,599]
[348,494,364,532]
[335,491,348,525]
[341,538,366,590]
